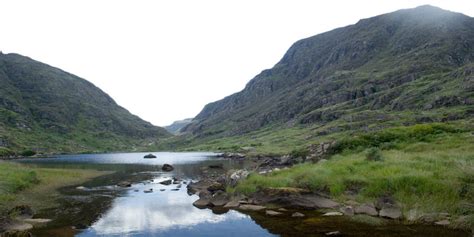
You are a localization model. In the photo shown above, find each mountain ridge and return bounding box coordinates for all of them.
[182,5,474,140]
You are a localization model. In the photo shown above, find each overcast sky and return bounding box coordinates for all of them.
[1,0,473,126]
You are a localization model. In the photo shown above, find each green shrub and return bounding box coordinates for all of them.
[366,147,383,161]
[20,150,36,157]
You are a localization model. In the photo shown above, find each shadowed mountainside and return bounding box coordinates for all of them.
[0,53,170,154]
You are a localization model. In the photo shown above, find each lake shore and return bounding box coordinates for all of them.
[0,161,112,234]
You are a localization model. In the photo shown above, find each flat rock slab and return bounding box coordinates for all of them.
[239,205,266,211]
[379,207,402,219]
[223,201,240,209]
[265,210,283,216]
[323,212,343,216]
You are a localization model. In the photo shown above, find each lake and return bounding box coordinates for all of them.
[18,152,470,237]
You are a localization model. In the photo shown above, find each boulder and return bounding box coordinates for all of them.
[354,204,378,216]
[193,197,211,209]
[239,205,266,211]
[379,207,402,219]
[339,206,354,216]
[207,182,225,192]
[210,191,229,206]
[265,210,283,216]
[162,164,174,172]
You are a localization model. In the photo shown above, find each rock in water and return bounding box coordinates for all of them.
[159,179,172,185]
[117,181,132,187]
[162,164,174,172]
[265,210,283,216]
[193,197,211,208]
[144,154,157,159]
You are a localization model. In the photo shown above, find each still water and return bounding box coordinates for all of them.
[18,152,470,237]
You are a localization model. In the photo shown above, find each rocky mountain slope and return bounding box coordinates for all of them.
[0,53,170,154]
[164,118,193,135]
[183,5,473,141]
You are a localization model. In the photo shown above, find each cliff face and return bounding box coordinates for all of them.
[0,52,170,153]
[184,5,474,138]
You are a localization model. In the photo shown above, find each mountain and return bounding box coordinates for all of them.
[182,5,474,144]
[164,118,193,135]
[0,52,170,154]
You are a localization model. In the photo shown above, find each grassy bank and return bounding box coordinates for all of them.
[230,123,474,229]
[0,162,109,215]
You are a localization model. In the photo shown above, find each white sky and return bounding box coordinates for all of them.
[1,0,473,126]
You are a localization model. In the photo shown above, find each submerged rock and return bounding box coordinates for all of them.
[162,164,174,172]
[117,181,132,187]
[265,210,283,216]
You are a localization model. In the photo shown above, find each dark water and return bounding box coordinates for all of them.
[18,152,470,237]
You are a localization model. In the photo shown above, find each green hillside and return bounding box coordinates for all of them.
[0,53,170,155]
[179,5,473,154]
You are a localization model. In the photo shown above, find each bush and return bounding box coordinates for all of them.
[366,147,382,161]
[20,150,36,157]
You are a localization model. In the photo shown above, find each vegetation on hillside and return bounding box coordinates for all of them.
[0,53,170,155]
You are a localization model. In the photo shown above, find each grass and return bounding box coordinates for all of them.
[230,123,474,228]
[0,162,109,214]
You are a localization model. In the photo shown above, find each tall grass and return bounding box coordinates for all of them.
[234,127,474,219]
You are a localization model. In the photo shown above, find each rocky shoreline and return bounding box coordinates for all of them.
[189,150,471,233]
